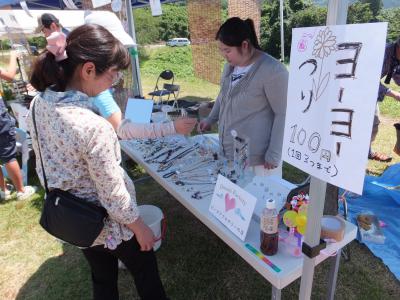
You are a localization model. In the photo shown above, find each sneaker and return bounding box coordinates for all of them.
[16,186,37,201]
[0,190,11,201]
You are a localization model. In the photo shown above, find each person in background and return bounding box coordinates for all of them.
[0,51,37,201]
[35,13,69,37]
[28,24,167,299]
[369,37,400,161]
[198,17,288,177]
[84,11,196,139]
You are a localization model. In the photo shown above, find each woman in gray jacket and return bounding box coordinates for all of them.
[198,17,288,176]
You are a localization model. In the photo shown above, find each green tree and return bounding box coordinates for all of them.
[361,0,383,18]
[159,4,189,41]
[290,6,326,28]
[377,7,400,42]
[260,0,316,59]
[133,7,161,45]
[27,36,46,49]
[0,39,11,50]
[347,1,374,23]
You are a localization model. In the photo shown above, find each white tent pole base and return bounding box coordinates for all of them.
[327,248,342,300]
[299,176,327,300]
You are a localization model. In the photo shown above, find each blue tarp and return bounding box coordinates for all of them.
[342,163,400,280]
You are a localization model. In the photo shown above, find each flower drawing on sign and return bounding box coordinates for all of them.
[299,27,337,113]
[312,27,336,59]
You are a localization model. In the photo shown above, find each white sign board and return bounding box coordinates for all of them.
[282,23,387,194]
[209,175,257,241]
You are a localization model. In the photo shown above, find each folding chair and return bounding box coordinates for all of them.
[148,70,180,108]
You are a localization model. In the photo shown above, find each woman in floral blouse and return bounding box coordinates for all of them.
[27,24,167,300]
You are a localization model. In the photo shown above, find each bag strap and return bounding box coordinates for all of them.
[31,99,50,194]
[384,43,398,84]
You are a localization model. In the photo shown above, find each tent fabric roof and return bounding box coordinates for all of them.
[0,9,86,37]
[3,0,177,9]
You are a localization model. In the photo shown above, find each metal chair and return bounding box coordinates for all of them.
[148,70,180,107]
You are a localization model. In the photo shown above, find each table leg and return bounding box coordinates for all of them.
[271,286,281,300]
[327,248,342,300]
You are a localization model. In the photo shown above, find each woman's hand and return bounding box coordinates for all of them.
[198,119,211,133]
[174,117,197,135]
[10,50,18,59]
[127,217,155,251]
[264,161,277,170]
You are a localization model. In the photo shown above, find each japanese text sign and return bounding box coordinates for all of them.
[209,175,257,241]
[283,23,387,194]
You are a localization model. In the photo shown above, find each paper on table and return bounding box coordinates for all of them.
[125,98,154,124]
[209,174,257,241]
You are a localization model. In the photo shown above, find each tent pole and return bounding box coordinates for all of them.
[298,1,349,299]
[279,0,284,62]
[125,0,143,97]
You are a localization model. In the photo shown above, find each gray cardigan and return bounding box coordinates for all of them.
[206,52,288,166]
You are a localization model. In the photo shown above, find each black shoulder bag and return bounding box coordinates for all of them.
[32,100,107,247]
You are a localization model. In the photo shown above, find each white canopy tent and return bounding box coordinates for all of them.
[0,9,86,38]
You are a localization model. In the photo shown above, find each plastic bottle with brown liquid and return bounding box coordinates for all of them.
[260,198,279,256]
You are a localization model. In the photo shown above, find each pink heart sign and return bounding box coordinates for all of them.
[225,193,236,212]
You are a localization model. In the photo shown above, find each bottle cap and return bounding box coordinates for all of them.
[266,198,275,209]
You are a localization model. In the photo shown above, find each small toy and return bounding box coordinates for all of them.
[280,193,309,257]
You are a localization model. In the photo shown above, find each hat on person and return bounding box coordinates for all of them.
[84,11,136,47]
[35,13,61,34]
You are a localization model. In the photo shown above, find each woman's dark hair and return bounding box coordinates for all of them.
[30,24,131,92]
[215,17,261,50]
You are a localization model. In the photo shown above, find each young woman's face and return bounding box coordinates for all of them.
[218,40,250,66]
[218,41,243,66]
[85,66,122,97]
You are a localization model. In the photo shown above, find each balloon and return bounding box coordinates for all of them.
[283,206,308,235]
[283,210,298,228]
[296,215,307,227]
[297,224,307,235]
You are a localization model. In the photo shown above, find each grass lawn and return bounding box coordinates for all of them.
[1,47,400,299]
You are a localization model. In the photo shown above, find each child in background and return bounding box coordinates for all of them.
[0,51,36,201]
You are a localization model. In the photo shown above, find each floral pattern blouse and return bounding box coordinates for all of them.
[27,89,139,249]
